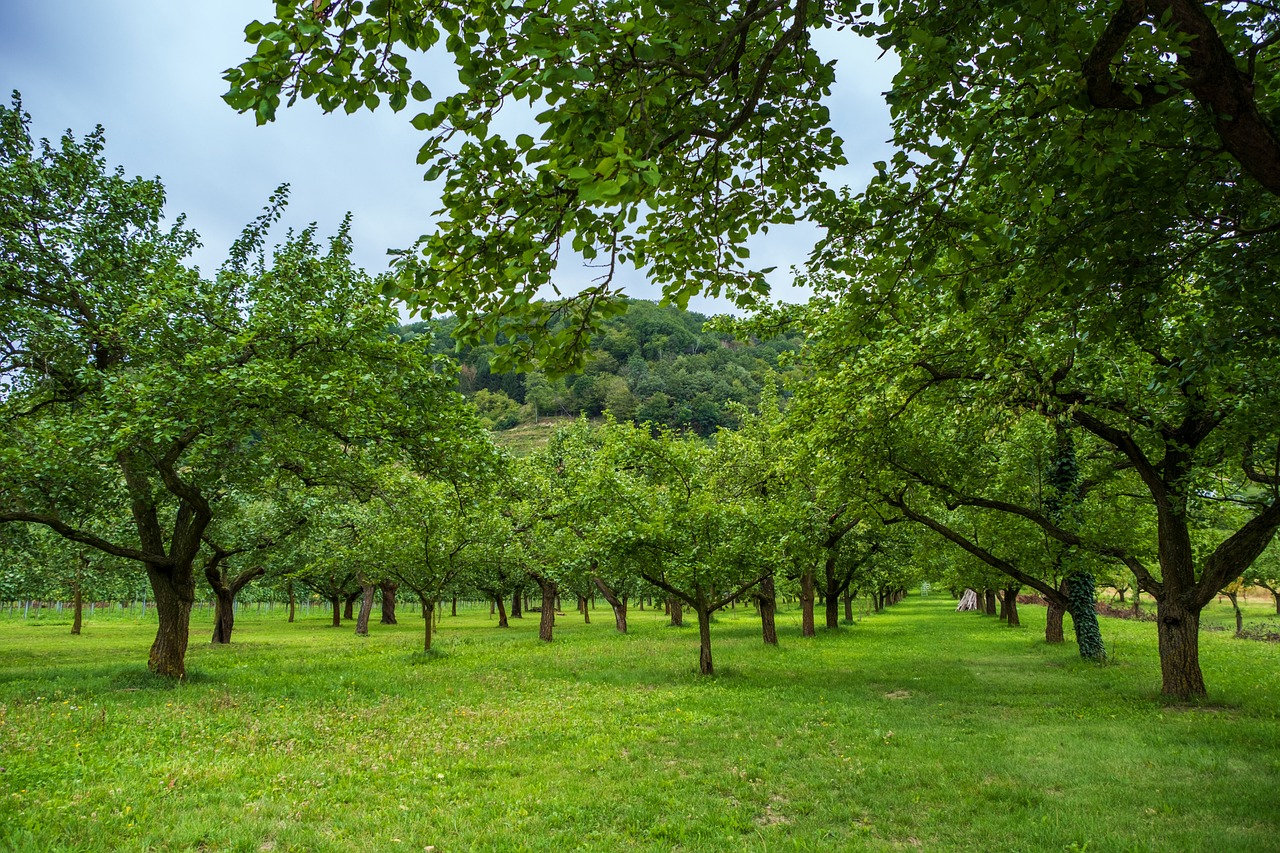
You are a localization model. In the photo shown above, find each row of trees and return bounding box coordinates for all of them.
[222,0,1280,698]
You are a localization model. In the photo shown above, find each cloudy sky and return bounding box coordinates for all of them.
[0,2,896,314]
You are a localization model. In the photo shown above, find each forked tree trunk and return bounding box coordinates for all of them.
[146,563,195,679]
[71,580,83,636]
[799,570,816,637]
[696,606,714,675]
[330,597,341,627]
[495,595,509,628]
[379,581,398,624]
[420,598,435,651]
[593,578,628,633]
[538,578,556,642]
[669,596,684,627]
[1156,600,1206,698]
[758,574,778,646]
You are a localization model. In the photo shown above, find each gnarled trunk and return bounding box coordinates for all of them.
[537,577,556,642]
[697,606,714,675]
[211,588,235,644]
[146,563,195,679]
[1156,600,1206,699]
[379,581,398,624]
[421,598,435,651]
[355,582,375,636]
[799,570,816,637]
[758,574,777,646]
[1004,586,1020,627]
[593,577,628,633]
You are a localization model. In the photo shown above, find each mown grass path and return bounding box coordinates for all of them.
[1,595,1277,851]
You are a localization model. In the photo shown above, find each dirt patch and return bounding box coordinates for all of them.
[884,690,912,700]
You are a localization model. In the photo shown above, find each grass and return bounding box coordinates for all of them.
[1,595,1278,852]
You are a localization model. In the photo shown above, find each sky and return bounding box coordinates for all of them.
[0,2,897,315]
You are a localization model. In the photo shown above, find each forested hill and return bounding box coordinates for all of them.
[397,300,802,436]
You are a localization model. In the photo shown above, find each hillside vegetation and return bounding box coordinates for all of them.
[398,300,801,436]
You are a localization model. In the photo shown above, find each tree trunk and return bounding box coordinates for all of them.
[997,589,1008,620]
[799,570,816,637]
[1156,599,1207,699]
[579,594,590,624]
[1045,579,1067,643]
[211,588,235,644]
[1004,586,1020,627]
[1226,591,1243,637]
[354,583,375,636]
[287,583,296,623]
[844,592,854,624]
[330,597,341,627]
[1066,573,1106,660]
[379,581,398,625]
[593,578,628,633]
[697,606,714,675]
[343,590,358,621]
[538,578,556,642]
[669,596,683,627]
[146,563,195,679]
[451,596,457,616]
[495,595,509,628]
[512,589,523,619]
[422,598,435,651]
[758,574,778,646]
[824,586,840,630]
[71,580,83,636]
[984,588,997,615]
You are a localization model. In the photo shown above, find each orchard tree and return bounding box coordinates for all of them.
[0,100,478,677]
[604,421,772,674]
[379,471,505,652]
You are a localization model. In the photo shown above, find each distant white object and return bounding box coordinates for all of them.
[956,589,980,611]
[920,581,932,597]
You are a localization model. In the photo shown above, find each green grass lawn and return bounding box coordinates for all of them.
[1,594,1278,852]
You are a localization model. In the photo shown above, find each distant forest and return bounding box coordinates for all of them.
[398,300,802,435]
